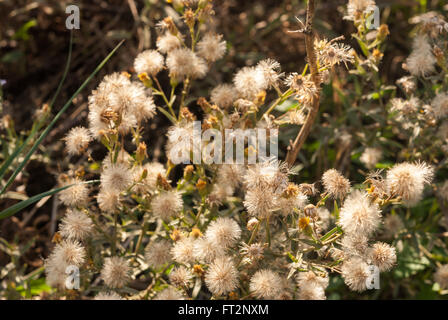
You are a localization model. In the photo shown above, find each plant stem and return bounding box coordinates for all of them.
[285,0,321,167]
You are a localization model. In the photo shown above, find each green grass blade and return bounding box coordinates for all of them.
[0,32,74,181]
[0,180,99,220]
[1,39,124,194]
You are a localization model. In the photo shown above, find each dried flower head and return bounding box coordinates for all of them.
[249,269,282,299]
[59,209,93,241]
[100,163,133,193]
[169,266,193,288]
[171,237,196,264]
[341,257,370,292]
[59,178,89,208]
[368,242,396,271]
[64,126,92,156]
[151,190,183,221]
[284,73,317,105]
[134,50,164,75]
[145,240,172,269]
[154,287,185,300]
[205,217,241,248]
[101,256,130,288]
[210,84,237,110]
[166,48,208,80]
[197,33,226,62]
[386,162,434,206]
[338,190,381,236]
[205,256,239,296]
[321,169,351,199]
[95,292,123,300]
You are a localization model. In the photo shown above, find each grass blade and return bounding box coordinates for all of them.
[0,32,74,181]
[1,38,124,194]
[0,180,99,220]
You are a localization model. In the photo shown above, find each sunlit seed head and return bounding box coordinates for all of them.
[101,256,131,289]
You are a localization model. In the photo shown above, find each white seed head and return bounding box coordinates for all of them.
[338,190,381,236]
[205,256,239,296]
[134,50,164,75]
[145,240,172,269]
[101,256,131,289]
[59,209,94,241]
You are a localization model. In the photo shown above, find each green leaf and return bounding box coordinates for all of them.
[0,180,99,220]
[333,200,340,221]
[274,99,298,112]
[157,106,177,125]
[16,278,51,298]
[320,226,342,243]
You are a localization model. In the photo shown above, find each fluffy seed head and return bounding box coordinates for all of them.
[145,240,172,269]
[100,163,133,193]
[296,271,329,289]
[341,233,369,257]
[95,292,123,300]
[360,148,382,170]
[431,92,448,119]
[166,48,208,80]
[97,188,121,213]
[101,256,130,288]
[405,35,436,77]
[59,209,94,241]
[205,217,241,248]
[64,127,92,156]
[368,242,396,271]
[382,214,404,238]
[205,256,239,296]
[154,287,185,300]
[386,162,434,206]
[210,84,237,109]
[151,190,183,221]
[341,257,370,292]
[171,237,196,264]
[256,59,282,88]
[169,266,193,288]
[49,239,86,267]
[233,66,267,100]
[156,33,182,53]
[338,190,381,236]
[296,283,326,300]
[322,169,351,199]
[134,50,164,75]
[249,269,282,299]
[197,33,226,62]
[59,178,89,208]
[193,237,224,264]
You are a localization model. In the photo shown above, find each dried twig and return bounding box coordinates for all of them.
[285,0,321,167]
